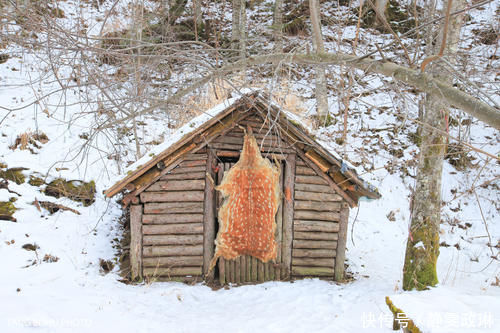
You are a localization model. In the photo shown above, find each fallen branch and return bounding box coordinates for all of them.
[34,200,81,215]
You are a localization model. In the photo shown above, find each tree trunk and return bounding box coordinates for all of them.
[192,0,202,41]
[309,0,329,123]
[273,0,284,54]
[238,0,246,63]
[403,0,466,291]
[231,0,241,56]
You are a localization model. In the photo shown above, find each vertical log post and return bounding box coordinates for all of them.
[282,154,296,279]
[203,149,217,280]
[334,202,349,281]
[130,204,143,280]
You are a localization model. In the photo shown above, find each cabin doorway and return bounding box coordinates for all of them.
[213,155,287,284]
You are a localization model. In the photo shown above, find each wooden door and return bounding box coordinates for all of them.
[215,158,286,284]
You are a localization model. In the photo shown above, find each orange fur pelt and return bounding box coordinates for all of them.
[209,130,280,270]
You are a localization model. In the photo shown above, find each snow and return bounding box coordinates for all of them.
[414,241,425,249]
[108,95,241,187]
[0,1,499,332]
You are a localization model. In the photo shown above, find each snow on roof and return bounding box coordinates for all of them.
[106,95,241,188]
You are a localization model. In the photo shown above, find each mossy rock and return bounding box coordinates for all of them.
[0,201,17,222]
[0,168,28,185]
[44,179,96,207]
[28,175,45,187]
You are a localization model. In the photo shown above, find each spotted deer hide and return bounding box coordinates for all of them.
[209,131,280,270]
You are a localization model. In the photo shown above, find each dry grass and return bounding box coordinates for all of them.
[9,131,49,153]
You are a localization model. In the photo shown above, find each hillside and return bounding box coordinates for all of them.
[0,1,498,332]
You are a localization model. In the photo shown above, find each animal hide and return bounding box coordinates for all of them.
[209,131,280,270]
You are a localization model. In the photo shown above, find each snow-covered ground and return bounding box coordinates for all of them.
[0,1,498,332]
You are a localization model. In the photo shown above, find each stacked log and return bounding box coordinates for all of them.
[140,152,207,280]
[291,156,340,278]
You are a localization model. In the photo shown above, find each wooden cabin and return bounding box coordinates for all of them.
[105,91,380,284]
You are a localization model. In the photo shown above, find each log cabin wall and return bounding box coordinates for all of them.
[291,156,347,279]
[137,150,208,281]
[128,110,350,283]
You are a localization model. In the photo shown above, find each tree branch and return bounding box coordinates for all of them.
[104,52,500,130]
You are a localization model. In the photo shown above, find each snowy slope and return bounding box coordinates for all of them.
[0,0,499,332]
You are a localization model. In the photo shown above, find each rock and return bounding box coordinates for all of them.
[44,179,96,206]
[0,168,28,185]
[22,243,39,251]
[28,175,45,187]
[99,259,114,274]
[0,201,17,222]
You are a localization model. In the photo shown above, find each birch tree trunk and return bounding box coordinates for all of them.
[402,0,467,291]
[309,0,329,123]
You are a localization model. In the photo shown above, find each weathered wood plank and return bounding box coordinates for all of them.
[294,231,339,241]
[142,223,203,235]
[291,266,334,276]
[246,256,251,282]
[143,267,202,277]
[292,248,336,258]
[239,119,270,130]
[143,234,203,246]
[335,203,349,281]
[269,262,275,280]
[295,191,343,202]
[294,201,341,212]
[183,153,208,161]
[178,159,206,168]
[263,261,269,281]
[291,258,335,267]
[210,142,295,154]
[213,135,288,148]
[161,171,206,180]
[294,220,340,233]
[275,165,284,280]
[252,257,258,281]
[296,158,306,166]
[142,213,204,224]
[258,260,265,282]
[294,210,340,221]
[295,166,317,176]
[226,130,284,141]
[293,240,338,249]
[282,154,296,280]
[295,183,336,193]
[145,180,205,192]
[295,175,329,185]
[296,150,356,207]
[144,202,204,214]
[143,256,204,267]
[235,257,241,283]
[203,148,216,280]
[143,245,203,257]
[219,258,226,285]
[140,191,205,203]
[169,165,206,174]
[130,205,143,280]
[241,255,247,282]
